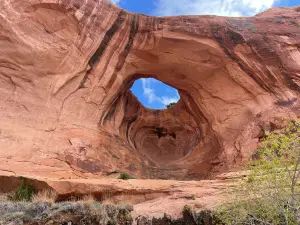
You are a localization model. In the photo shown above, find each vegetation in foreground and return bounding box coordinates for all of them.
[216,120,300,225]
[0,190,216,225]
[12,179,35,202]
[0,193,133,225]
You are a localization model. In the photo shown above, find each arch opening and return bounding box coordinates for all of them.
[130,78,180,110]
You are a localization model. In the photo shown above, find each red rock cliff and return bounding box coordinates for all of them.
[0,0,299,180]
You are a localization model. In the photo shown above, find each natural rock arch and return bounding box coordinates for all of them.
[0,0,298,180]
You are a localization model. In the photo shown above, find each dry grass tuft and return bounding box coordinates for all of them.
[80,194,96,205]
[0,193,10,202]
[32,189,57,205]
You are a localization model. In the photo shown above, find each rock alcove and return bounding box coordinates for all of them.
[99,71,223,180]
[114,77,216,179]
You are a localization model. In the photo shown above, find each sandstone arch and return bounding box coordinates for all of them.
[0,0,298,180]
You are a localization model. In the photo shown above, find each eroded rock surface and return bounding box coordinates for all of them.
[0,1,299,181]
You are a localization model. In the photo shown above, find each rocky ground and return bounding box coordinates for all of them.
[0,172,244,223]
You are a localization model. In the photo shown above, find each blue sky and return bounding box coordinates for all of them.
[111,0,300,16]
[131,78,180,109]
[110,0,300,109]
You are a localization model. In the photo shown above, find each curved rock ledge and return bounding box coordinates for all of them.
[0,0,299,181]
[0,172,242,219]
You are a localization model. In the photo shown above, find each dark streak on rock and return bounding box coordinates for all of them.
[78,10,126,89]
[282,70,300,92]
[226,30,244,45]
[89,10,126,68]
[105,14,140,91]
[275,98,297,107]
[245,35,300,93]
[78,72,89,89]
[103,100,118,121]
[124,14,139,57]
[211,25,273,93]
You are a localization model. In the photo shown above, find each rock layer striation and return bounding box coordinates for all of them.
[0,0,299,181]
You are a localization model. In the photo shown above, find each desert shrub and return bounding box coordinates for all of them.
[0,200,133,225]
[295,7,300,12]
[3,211,30,223]
[166,102,176,109]
[119,173,135,180]
[182,205,192,215]
[112,154,120,160]
[0,202,28,217]
[12,179,36,202]
[216,120,300,225]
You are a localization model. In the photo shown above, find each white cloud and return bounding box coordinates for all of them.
[109,0,121,5]
[141,78,180,108]
[154,0,278,17]
[141,79,160,103]
[161,96,180,105]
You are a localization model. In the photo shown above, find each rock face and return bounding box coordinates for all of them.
[0,0,299,181]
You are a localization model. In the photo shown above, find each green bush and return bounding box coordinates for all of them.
[13,179,36,202]
[216,120,300,225]
[118,173,135,180]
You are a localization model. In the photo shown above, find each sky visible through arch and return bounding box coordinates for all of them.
[110,0,300,109]
[131,78,180,109]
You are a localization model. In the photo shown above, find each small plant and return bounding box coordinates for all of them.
[119,173,135,180]
[13,179,36,202]
[158,177,169,180]
[166,102,176,109]
[112,154,120,160]
[182,205,192,214]
[80,194,96,205]
[295,7,300,12]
